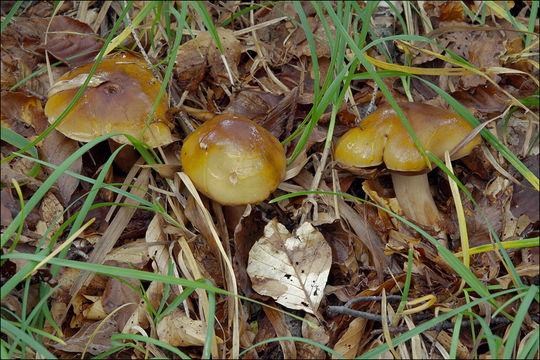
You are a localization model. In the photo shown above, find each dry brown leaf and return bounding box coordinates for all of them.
[35,191,63,245]
[438,1,466,21]
[224,90,282,123]
[287,16,334,59]
[46,16,103,67]
[332,317,367,359]
[1,17,48,73]
[247,219,331,314]
[319,221,359,280]
[82,296,107,320]
[104,239,150,269]
[1,91,43,137]
[1,294,22,320]
[156,308,208,347]
[0,91,81,205]
[122,282,164,333]
[52,318,118,355]
[496,263,539,289]
[511,155,539,223]
[0,189,14,227]
[175,28,241,89]
[460,31,505,88]
[41,130,82,206]
[231,205,264,296]
[297,313,329,359]
[262,299,296,359]
[101,261,141,331]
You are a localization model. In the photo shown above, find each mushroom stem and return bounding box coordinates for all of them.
[391,172,442,229]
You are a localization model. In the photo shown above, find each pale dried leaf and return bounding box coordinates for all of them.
[425,329,468,359]
[403,315,428,359]
[82,297,107,320]
[146,214,171,274]
[247,219,331,314]
[156,309,207,347]
[34,192,63,245]
[104,239,149,268]
[332,317,366,359]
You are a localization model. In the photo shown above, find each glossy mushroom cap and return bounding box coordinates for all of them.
[334,102,482,172]
[181,114,286,205]
[44,52,173,147]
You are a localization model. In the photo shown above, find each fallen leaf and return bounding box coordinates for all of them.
[104,239,150,269]
[425,329,468,359]
[122,282,163,333]
[52,318,118,355]
[287,16,334,59]
[1,90,44,137]
[224,90,282,124]
[156,308,209,347]
[46,16,103,67]
[438,1,466,21]
[175,28,241,89]
[297,313,329,359]
[262,299,296,359]
[0,188,16,227]
[82,296,107,320]
[460,31,505,88]
[247,219,332,314]
[252,314,279,355]
[101,261,141,331]
[259,87,298,140]
[35,191,64,245]
[333,317,367,359]
[232,205,264,296]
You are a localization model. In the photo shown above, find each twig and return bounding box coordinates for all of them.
[367,316,540,335]
[123,0,161,81]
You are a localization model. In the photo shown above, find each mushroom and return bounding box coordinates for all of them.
[334,102,482,229]
[181,114,286,205]
[44,52,173,148]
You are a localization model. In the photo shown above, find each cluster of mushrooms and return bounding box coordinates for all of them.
[45,52,481,233]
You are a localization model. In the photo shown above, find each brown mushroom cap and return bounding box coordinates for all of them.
[335,102,482,232]
[44,52,173,147]
[181,114,286,205]
[334,102,482,172]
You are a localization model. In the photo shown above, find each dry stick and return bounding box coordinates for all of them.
[328,302,540,333]
[249,8,290,93]
[77,1,89,22]
[105,157,145,222]
[91,0,112,33]
[70,168,150,297]
[123,0,161,81]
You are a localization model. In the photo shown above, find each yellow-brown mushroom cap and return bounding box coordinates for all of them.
[44,52,173,147]
[335,102,482,172]
[181,114,286,205]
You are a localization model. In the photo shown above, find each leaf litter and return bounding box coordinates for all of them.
[1,1,538,359]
